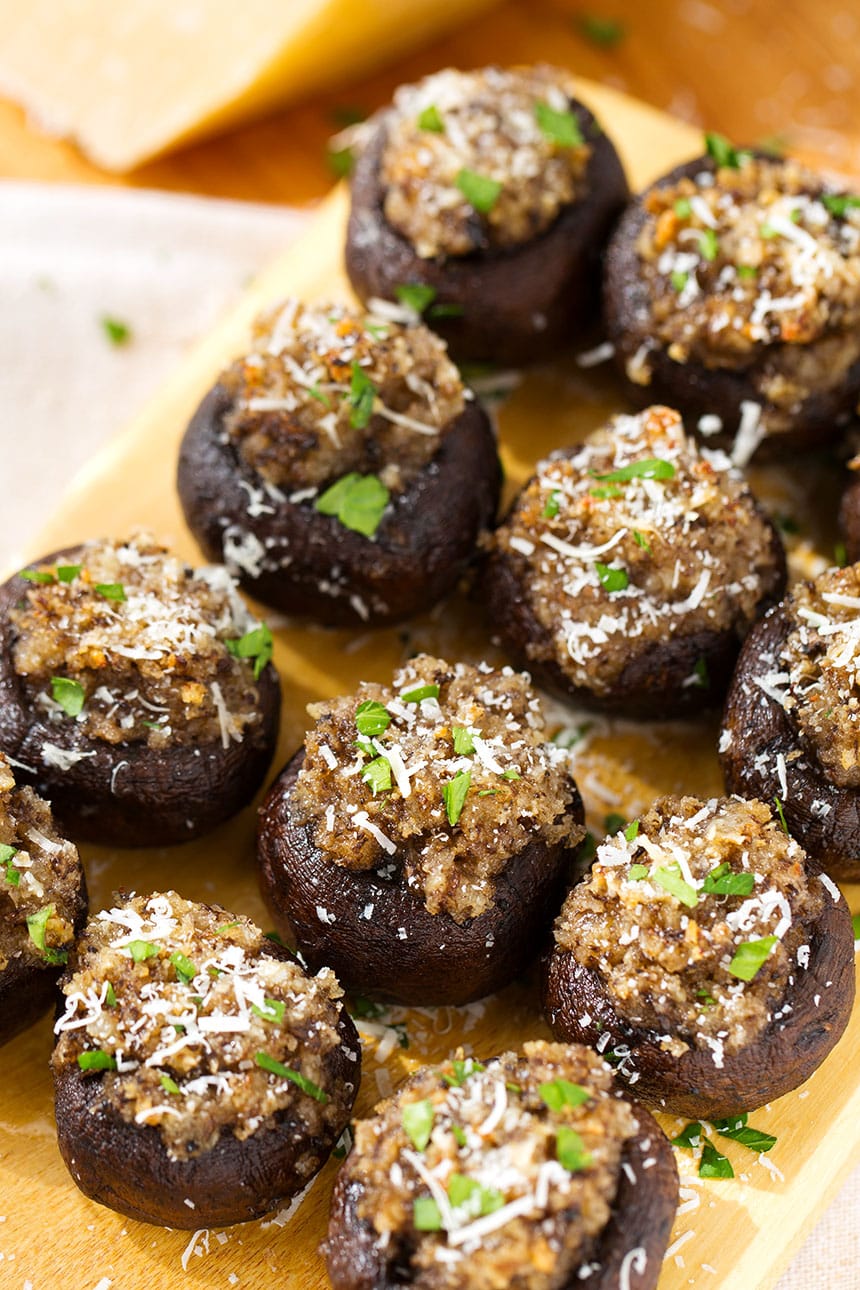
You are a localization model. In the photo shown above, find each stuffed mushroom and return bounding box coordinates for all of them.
[178,299,500,626]
[257,655,585,1005]
[0,752,87,1047]
[325,1040,678,1290]
[0,534,280,846]
[721,561,860,879]
[542,795,855,1119]
[51,891,360,1228]
[604,138,860,460]
[345,65,629,365]
[483,405,786,718]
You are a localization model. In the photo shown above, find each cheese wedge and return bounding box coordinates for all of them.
[0,0,499,172]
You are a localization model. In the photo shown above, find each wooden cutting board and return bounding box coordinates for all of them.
[2,78,858,1290]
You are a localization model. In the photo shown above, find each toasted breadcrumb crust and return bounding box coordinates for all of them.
[379,66,592,259]
[341,1041,635,1290]
[633,156,860,412]
[0,753,82,973]
[221,299,464,493]
[554,795,822,1057]
[492,406,782,696]
[53,892,355,1161]
[11,535,265,750]
[292,655,583,922]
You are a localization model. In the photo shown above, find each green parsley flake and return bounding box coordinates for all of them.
[711,1114,776,1153]
[105,982,117,1008]
[729,935,778,982]
[401,683,440,703]
[737,264,758,280]
[556,1125,593,1172]
[595,562,629,593]
[254,1052,328,1102]
[577,14,626,46]
[773,795,789,835]
[51,676,85,717]
[543,490,561,518]
[442,1058,485,1088]
[216,920,242,934]
[1,843,18,886]
[604,812,626,834]
[455,168,502,214]
[703,862,754,897]
[451,1123,468,1148]
[362,755,392,796]
[592,458,676,483]
[539,1078,590,1111]
[418,104,445,133]
[250,998,286,1028]
[127,940,160,963]
[355,699,391,737]
[704,132,750,170]
[590,484,624,500]
[327,145,354,178]
[394,283,437,314]
[835,541,849,569]
[452,726,476,755]
[653,865,698,908]
[674,197,692,218]
[671,1121,704,1150]
[821,193,860,218]
[94,582,126,602]
[853,913,860,941]
[169,951,196,984]
[56,564,81,583]
[692,657,709,688]
[624,820,640,841]
[347,361,377,429]
[26,904,67,964]
[413,1196,442,1230]
[502,768,520,781]
[628,863,649,881]
[225,623,274,679]
[698,228,719,261]
[20,568,55,584]
[315,472,390,538]
[671,269,688,293]
[448,1173,504,1216]
[443,769,471,827]
[101,316,132,346]
[632,529,651,552]
[402,1098,435,1151]
[699,1140,734,1179]
[78,1049,117,1072]
[534,101,583,148]
[160,1074,181,1095]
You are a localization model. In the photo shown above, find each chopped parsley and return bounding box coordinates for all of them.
[56,564,81,583]
[78,1049,117,1072]
[704,132,750,170]
[395,283,437,314]
[447,1173,504,1215]
[670,269,688,293]
[595,562,629,593]
[692,656,709,688]
[577,14,626,46]
[26,904,67,965]
[653,864,698,908]
[347,361,377,428]
[100,315,132,346]
[168,951,196,984]
[703,861,754,897]
[105,982,117,1007]
[315,472,390,538]
[835,541,848,568]
[20,568,56,584]
[326,145,354,178]
[696,987,716,1007]
[534,101,583,148]
[225,623,274,679]
[591,458,676,483]
[451,1124,468,1148]
[698,1140,734,1179]
[670,1121,703,1150]
[216,920,241,934]
[501,768,520,781]
[632,529,651,552]
[711,1113,776,1153]
[773,795,789,835]
[543,490,561,518]
[538,1078,590,1111]
[455,168,502,214]
[698,228,719,261]
[443,769,471,827]
[674,197,692,218]
[160,1074,181,1095]
[1,843,19,886]
[556,1125,593,1172]
[355,699,391,738]
[737,264,758,280]
[628,863,649,880]
[417,104,445,133]
[589,484,624,500]
[452,726,476,755]
[604,812,627,834]
[624,819,640,841]
[362,755,392,796]
[402,1098,435,1151]
[821,193,860,218]
[94,582,126,602]
[401,683,440,703]
[127,939,160,963]
[728,934,778,982]
[442,1057,485,1087]
[853,913,860,940]
[413,1196,442,1231]
[254,1052,328,1102]
[51,676,85,717]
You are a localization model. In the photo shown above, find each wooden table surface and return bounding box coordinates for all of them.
[1,0,860,200]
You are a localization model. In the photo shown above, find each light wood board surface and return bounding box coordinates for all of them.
[1,78,858,1290]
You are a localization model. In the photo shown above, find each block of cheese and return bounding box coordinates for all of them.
[0,0,499,172]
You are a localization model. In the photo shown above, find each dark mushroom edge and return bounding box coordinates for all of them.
[177,301,501,627]
[51,892,359,1229]
[257,656,586,1006]
[838,466,860,566]
[482,405,786,719]
[346,65,629,365]
[325,1041,678,1290]
[604,145,860,461]
[721,563,860,880]
[542,795,855,1120]
[0,536,280,846]
[0,753,87,1047]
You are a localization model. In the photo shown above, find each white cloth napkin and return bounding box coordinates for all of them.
[0,179,855,1286]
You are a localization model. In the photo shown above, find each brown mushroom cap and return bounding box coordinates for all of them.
[346,98,629,366]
